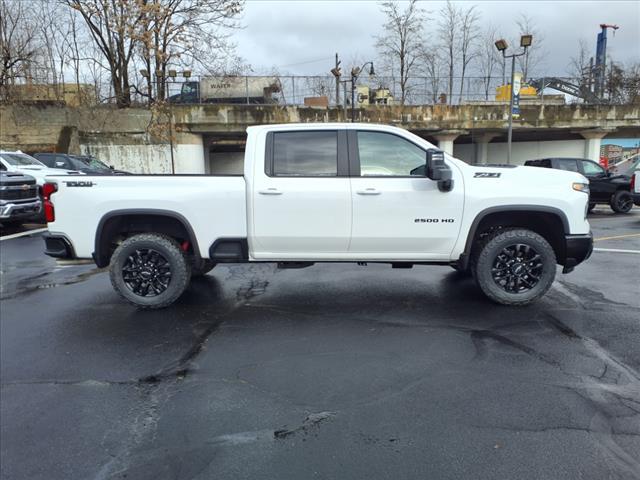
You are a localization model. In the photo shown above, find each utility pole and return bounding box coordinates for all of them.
[331,54,342,108]
[335,53,340,107]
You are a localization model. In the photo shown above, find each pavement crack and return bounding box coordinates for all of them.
[138,320,222,384]
[273,411,337,439]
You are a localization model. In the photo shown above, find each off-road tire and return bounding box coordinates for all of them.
[109,233,191,309]
[610,190,633,214]
[191,259,216,277]
[470,228,556,306]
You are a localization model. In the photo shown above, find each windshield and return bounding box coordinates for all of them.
[0,153,46,167]
[70,155,111,171]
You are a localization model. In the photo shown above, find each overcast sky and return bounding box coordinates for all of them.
[235,0,640,76]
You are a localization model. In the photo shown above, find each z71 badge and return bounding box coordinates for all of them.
[474,172,501,178]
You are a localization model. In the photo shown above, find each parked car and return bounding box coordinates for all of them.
[43,123,592,309]
[524,157,635,213]
[0,151,81,186]
[0,151,80,222]
[34,153,129,175]
[0,171,41,225]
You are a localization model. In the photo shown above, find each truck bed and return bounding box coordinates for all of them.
[46,175,247,260]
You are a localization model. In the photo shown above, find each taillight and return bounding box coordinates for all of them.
[631,174,636,191]
[42,182,57,223]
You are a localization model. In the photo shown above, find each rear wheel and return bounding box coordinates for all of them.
[610,190,633,213]
[471,228,556,306]
[109,233,191,309]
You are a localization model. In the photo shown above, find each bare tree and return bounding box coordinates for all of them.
[0,0,41,97]
[64,0,145,107]
[438,0,458,103]
[515,13,544,80]
[375,0,426,105]
[569,38,590,78]
[419,50,443,103]
[458,4,480,102]
[607,62,640,104]
[136,0,243,103]
[476,25,500,100]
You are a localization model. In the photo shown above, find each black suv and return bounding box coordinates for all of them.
[524,157,636,213]
[33,153,129,175]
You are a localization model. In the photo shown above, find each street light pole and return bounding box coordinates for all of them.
[495,35,532,164]
[507,54,516,164]
[350,61,375,123]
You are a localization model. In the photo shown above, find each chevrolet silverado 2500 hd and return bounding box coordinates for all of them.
[42,123,593,308]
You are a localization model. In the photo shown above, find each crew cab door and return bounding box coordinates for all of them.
[251,129,351,259]
[348,130,464,260]
[578,159,611,201]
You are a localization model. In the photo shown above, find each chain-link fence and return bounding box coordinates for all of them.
[3,73,637,107]
[161,74,638,107]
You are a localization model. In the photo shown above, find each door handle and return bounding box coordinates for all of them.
[356,188,381,195]
[258,188,283,195]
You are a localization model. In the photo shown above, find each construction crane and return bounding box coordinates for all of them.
[529,23,619,104]
[594,24,619,97]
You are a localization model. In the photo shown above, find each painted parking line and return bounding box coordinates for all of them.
[594,233,640,241]
[0,227,48,241]
[593,247,640,254]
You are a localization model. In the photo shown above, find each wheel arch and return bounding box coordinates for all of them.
[94,209,201,268]
[460,206,570,270]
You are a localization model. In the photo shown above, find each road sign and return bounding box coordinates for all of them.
[512,72,522,118]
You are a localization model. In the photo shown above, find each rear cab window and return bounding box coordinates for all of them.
[268,131,340,177]
[524,159,552,168]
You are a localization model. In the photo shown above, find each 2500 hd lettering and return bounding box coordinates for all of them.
[42,123,593,309]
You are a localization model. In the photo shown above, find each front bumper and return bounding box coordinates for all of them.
[562,232,593,273]
[43,233,76,259]
[0,199,41,220]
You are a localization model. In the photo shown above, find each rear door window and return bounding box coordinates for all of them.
[271,131,337,176]
[556,159,579,172]
[36,154,55,167]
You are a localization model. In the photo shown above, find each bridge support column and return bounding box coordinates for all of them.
[476,133,500,164]
[580,129,610,163]
[434,130,466,156]
[173,132,205,174]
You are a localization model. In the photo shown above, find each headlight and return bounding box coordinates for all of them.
[572,182,590,194]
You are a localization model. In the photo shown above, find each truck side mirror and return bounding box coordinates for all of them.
[426,148,454,192]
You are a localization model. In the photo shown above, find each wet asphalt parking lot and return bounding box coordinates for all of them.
[1,209,639,480]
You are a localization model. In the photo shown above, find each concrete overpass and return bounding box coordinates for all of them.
[1,103,638,173]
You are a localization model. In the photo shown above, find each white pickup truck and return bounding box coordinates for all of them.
[42,123,593,308]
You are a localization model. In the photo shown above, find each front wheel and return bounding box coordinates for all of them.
[471,228,556,306]
[610,190,633,214]
[109,233,191,309]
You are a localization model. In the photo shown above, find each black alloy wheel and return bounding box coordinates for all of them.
[122,248,172,297]
[491,243,543,293]
[611,191,633,214]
